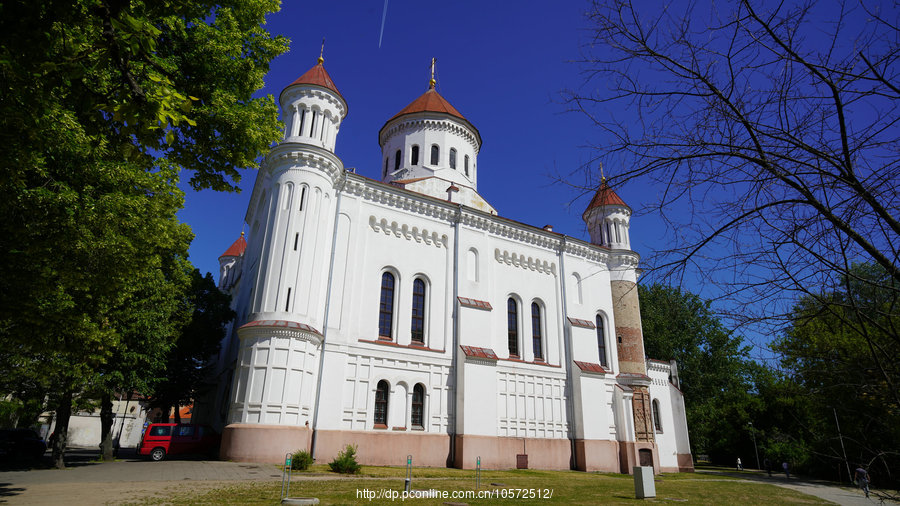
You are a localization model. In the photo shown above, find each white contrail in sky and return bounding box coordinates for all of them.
[378,0,389,48]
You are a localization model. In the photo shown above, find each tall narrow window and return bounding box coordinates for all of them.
[449,148,457,169]
[464,155,470,176]
[411,278,426,343]
[411,145,420,165]
[309,111,317,137]
[285,288,292,311]
[430,145,439,165]
[411,384,425,429]
[596,314,608,367]
[531,302,543,360]
[615,222,621,243]
[507,298,519,357]
[384,158,388,177]
[299,187,306,211]
[394,149,401,172]
[379,273,395,339]
[652,399,662,432]
[293,233,299,251]
[374,380,389,427]
[298,109,306,137]
[606,222,613,245]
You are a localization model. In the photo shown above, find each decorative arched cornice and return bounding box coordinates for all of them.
[494,248,557,276]
[380,115,480,152]
[368,215,449,248]
[280,86,347,119]
[265,144,344,186]
[237,319,323,347]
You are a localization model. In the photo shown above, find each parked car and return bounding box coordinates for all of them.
[0,428,47,462]
[138,423,220,461]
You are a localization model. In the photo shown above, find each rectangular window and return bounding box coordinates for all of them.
[411,279,425,343]
[597,315,608,367]
[411,145,420,165]
[507,298,519,357]
[531,303,543,360]
[379,273,395,338]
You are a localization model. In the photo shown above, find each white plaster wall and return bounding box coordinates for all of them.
[229,332,320,426]
[648,361,691,469]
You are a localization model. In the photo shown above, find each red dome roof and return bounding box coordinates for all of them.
[388,85,466,122]
[219,233,247,259]
[583,182,629,216]
[286,60,343,100]
[380,83,480,145]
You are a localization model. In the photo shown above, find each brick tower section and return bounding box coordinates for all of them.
[610,280,646,375]
[611,279,654,442]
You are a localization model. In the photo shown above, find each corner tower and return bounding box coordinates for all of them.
[220,56,347,462]
[584,180,656,467]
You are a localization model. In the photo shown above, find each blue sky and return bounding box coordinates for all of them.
[178,0,672,280]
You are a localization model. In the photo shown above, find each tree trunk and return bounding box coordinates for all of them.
[51,390,72,469]
[99,393,115,461]
[173,404,181,424]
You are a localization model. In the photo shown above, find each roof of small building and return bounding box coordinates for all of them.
[286,58,343,101]
[583,181,629,216]
[219,233,247,259]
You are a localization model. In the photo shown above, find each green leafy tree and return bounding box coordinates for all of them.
[148,270,235,424]
[0,0,287,468]
[773,263,900,487]
[639,283,755,462]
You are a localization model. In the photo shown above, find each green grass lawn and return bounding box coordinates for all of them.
[155,465,829,505]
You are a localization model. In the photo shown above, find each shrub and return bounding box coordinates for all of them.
[290,449,314,471]
[328,444,361,474]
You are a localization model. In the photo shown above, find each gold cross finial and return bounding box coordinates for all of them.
[429,57,436,89]
[318,38,325,64]
[600,163,606,183]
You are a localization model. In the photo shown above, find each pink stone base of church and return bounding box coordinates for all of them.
[220,423,312,463]
[574,439,620,472]
[220,425,692,473]
[453,434,571,470]
[313,430,451,467]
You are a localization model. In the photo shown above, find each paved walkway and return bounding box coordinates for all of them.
[697,468,899,506]
[0,448,283,504]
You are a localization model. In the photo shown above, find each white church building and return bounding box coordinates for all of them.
[204,56,693,473]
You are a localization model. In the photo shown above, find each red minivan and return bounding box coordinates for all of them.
[138,423,220,461]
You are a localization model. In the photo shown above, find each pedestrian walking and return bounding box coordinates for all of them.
[854,465,870,498]
[764,458,772,477]
[736,457,743,471]
[782,461,790,479]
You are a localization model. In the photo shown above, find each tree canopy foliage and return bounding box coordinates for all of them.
[774,263,899,486]
[639,283,754,460]
[0,0,286,467]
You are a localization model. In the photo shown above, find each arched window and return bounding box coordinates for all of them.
[411,145,420,165]
[379,272,395,339]
[531,302,543,360]
[464,155,470,176]
[430,145,439,165]
[449,148,457,169]
[596,314,608,367]
[411,278,426,343]
[652,399,662,432]
[411,384,425,429]
[374,380,389,427]
[507,298,519,357]
[394,149,401,172]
